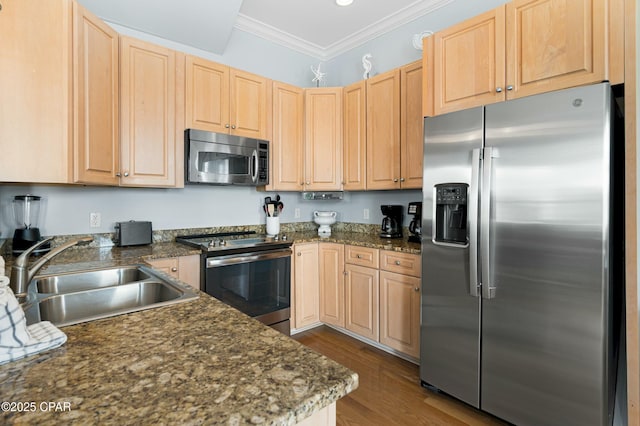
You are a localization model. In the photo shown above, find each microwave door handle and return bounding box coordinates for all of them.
[251,149,258,183]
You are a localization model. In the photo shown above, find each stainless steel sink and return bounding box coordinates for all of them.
[35,266,152,294]
[23,265,199,327]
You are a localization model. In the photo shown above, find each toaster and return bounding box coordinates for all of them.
[115,221,152,246]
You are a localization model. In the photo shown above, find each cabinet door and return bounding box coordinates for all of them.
[73,1,119,185]
[304,88,343,191]
[229,68,269,139]
[268,81,304,191]
[431,6,506,115]
[185,55,229,134]
[379,270,421,358]
[319,243,345,328]
[400,60,423,189]
[366,69,401,190]
[147,255,201,290]
[343,81,367,190]
[345,264,379,341]
[294,243,320,329]
[506,0,606,99]
[0,0,72,183]
[120,37,178,187]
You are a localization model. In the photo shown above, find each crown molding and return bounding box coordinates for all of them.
[235,0,453,61]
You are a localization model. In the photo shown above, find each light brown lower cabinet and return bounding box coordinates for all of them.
[146,255,200,290]
[379,270,421,358]
[293,243,321,329]
[344,263,379,341]
[319,243,345,328]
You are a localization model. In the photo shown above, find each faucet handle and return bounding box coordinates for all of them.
[14,237,54,266]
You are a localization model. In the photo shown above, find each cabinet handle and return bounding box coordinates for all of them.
[343,271,348,276]
[171,267,178,272]
[393,178,399,183]
[400,178,405,182]
[414,287,420,292]
[123,172,129,177]
[496,87,503,93]
[297,252,302,256]
[225,124,230,128]
[395,260,401,265]
[306,181,310,185]
[507,85,514,91]
[116,172,121,177]
[231,125,236,129]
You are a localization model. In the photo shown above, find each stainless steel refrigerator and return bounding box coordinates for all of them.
[420,82,623,426]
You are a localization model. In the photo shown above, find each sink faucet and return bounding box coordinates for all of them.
[10,236,93,302]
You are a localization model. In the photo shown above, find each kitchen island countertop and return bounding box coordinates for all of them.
[0,287,357,425]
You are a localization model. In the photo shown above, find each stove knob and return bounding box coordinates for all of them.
[219,239,226,246]
[208,239,218,248]
[273,235,279,241]
[281,235,287,241]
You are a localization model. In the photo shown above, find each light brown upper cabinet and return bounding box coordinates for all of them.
[343,81,367,191]
[185,55,270,140]
[366,69,401,190]
[304,88,343,191]
[425,0,620,116]
[120,36,184,187]
[1,0,73,183]
[399,61,424,189]
[267,81,305,191]
[73,1,119,185]
[427,6,506,115]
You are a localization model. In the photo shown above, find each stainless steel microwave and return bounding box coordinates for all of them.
[185,129,269,186]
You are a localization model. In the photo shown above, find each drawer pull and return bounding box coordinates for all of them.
[356,254,362,259]
[395,260,401,265]
[171,267,178,272]
[297,252,302,256]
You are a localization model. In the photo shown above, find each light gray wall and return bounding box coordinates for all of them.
[110,23,318,87]
[324,0,509,86]
[0,185,420,237]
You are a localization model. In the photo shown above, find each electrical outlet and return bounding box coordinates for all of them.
[90,212,101,228]
[294,208,301,219]
[363,208,370,220]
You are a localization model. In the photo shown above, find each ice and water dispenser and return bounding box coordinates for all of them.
[434,183,468,245]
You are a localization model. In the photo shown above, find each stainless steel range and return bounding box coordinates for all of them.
[176,231,292,335]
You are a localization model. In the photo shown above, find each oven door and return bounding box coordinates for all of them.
[205,248,291,333]
[188,139,258,185]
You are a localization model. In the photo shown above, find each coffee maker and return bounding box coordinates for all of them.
[12,194,50,256]
[407,202,422,243]
[380,205,403,238]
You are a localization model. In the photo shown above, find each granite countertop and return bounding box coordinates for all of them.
[0,294,358,425]
[0,228,413,423]
[282,231,421,254]
[0,239,360,425]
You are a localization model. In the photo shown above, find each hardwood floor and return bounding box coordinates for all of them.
[294,326,506,426]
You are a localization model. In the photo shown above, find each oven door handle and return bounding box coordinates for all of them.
[206,248,292,268]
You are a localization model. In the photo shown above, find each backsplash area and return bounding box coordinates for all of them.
[0,185,421,238]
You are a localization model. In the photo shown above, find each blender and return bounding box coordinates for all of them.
[12,195,50,256]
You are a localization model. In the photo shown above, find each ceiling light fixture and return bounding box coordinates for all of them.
[336,0,353,6]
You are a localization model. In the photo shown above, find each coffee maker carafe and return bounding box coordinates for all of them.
[380,205,403,239]
[408,202,422,243]
[12,194,50,256]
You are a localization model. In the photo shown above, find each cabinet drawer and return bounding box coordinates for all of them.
[345,245,379,268]
[380,251,421,277]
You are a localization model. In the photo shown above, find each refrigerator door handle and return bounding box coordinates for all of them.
[481,147,497,299]
[468,148,481,297]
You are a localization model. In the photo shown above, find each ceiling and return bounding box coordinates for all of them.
[78,0,452,60]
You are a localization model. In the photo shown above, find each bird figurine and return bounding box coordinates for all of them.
[362,54,372,79]
[311,63,326,87]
